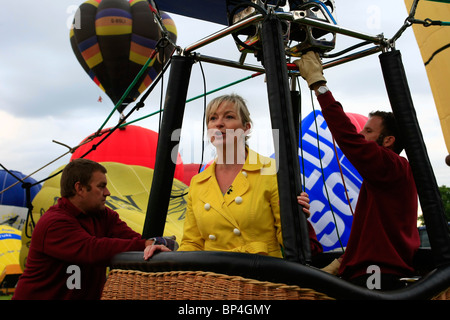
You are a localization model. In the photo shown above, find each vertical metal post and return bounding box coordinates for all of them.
[261,13,311,263]
[142,55,194,239]
[291,89,301,152]
[379,50,450,266]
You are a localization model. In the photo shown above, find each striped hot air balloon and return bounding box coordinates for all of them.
[70,0,177,113]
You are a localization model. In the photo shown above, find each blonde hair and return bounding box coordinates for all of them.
[205,94,252,130]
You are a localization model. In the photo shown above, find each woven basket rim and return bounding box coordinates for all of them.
[102,268,335,300]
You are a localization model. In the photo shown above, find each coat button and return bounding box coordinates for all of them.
[235,196,243,204]
[209,234,216,241]
[233,228,241,236]
[242,171,247,177]
[204,203,211,210]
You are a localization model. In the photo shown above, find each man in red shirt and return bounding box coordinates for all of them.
[295,52,420,290]
[13,159,170,299]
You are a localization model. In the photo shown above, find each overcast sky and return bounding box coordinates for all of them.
[1,0,449,189]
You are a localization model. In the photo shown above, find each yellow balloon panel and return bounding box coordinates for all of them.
[0,226,22,277]
[102,162,187,237]
[20,162,188,269]
[404,0,450,153]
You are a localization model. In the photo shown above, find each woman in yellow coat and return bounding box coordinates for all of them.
[180,94,314,258]
[181,146,284,256]
[144,94,317,259]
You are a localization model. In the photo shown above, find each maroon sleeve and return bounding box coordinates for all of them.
[104,207,144,240]
[317,91,408,185]
[308,221,323,256]
[38,211,146,265]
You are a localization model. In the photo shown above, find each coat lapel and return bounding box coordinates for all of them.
[196,163,239,227]
[224,172,249,206]
[194,148,274,228]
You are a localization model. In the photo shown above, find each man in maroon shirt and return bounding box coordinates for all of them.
[13,159,170,299]
[295,52,420,290]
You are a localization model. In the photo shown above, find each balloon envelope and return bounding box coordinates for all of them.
[70,0,177,112]
[299,110,366,251]
[71,125,184,181]
[0,226,22,283]
[345,112,367,133]
[182,163,202,186]
[0,170,41,231]
[271,110,367,252]
[404,0,450,154]
[0,170,41,207]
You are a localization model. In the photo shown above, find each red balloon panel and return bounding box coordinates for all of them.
[71,125,184,181]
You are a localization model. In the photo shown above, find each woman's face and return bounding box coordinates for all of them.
[207,101,250,148]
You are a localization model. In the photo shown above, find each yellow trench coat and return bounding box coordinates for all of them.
[179,149,283,258]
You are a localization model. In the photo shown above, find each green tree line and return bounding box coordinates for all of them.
[418,185,450,225]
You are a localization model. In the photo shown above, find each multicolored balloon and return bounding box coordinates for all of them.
[70,0,177,113]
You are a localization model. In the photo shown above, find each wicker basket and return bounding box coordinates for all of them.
[101,269,335,300]
[432,287,450,300]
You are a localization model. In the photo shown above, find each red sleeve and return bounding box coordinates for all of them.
[317,91,408,185]
[38,211,146,266]
[104,208,144,240]
[308,221,323,256]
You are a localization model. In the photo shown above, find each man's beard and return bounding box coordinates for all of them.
[375,134,385,147]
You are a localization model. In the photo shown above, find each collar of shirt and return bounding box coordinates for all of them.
[57,197,85,218]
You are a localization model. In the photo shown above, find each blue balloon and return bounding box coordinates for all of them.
[0,170,41,207]
[273,110,363,252]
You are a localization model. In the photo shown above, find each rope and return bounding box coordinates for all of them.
[0,163,37,236]
[117,71,263,129]
[309,90,345,253]
[96,45,160,133]
[0,149,70,195]
[390,0,450,48]
[0,66,262,197]
[168,59,209,199]
[331,138,355,216]
[186,72,263,104]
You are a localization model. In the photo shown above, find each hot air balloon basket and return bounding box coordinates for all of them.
[101,269,335,300]
[432,287,450,300]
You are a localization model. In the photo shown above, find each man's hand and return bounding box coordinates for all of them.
[143,241,171,260]
[143,236,178,260]
[293,51,327,89]
[297,192,311,218]
[321,258,342,275]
